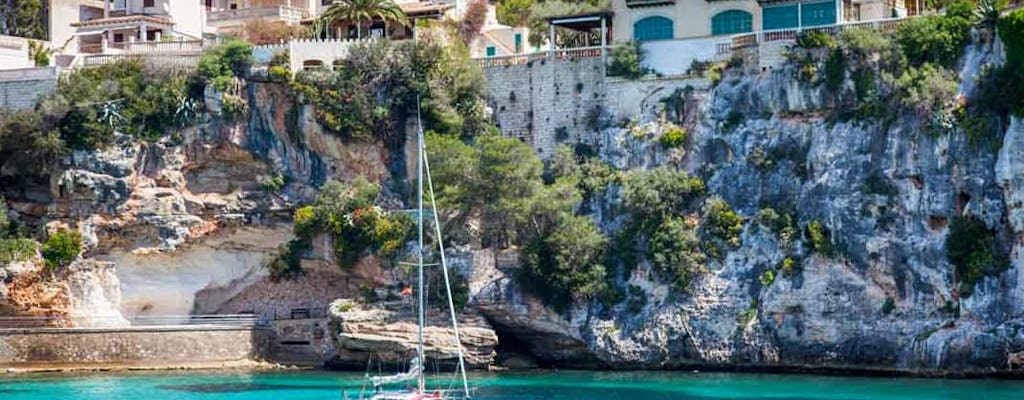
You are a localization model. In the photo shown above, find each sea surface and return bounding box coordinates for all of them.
[1,369,1023,400]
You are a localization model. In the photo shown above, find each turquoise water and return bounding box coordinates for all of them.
[1,370,1023,400]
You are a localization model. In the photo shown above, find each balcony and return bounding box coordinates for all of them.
[208,5,310,25]
[625,0,674,7]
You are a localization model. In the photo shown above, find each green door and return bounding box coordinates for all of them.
[711,10,753,35]
[762,4,799,30]
[801,0,837,27]
[514,33,522,53]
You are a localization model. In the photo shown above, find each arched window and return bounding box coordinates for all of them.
[711,10,753,36]
[303,59,326,71]
[633,16,673,41]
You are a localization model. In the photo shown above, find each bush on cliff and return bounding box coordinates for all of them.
[607,42,644,80]
[292,37,487,141]
[427,133,610,311]
[975,9,1024,117]
[647,217,705,291]
[0,199,36,264]
[894,0,974,68]
[945,215,1009,297]
[41,230,82,272]
[198,38,254,90]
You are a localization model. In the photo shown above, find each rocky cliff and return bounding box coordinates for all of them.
[3,30,1024,375]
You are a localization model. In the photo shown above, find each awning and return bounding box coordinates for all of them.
[74,27,108,36]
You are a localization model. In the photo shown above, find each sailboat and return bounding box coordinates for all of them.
[343,104,475,400]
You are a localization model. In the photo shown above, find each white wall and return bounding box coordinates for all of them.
[611,0,760,42]
[640,36,722,76]
[0,36,33,69]
[169,0,207,39]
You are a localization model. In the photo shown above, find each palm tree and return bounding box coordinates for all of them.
[320,0,409,39]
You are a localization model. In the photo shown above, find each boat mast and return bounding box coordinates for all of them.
[416,100,426,393]
[423,145,471,398]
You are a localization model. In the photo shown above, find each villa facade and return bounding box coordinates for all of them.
[611,0,907,43]
[49,0,205,54]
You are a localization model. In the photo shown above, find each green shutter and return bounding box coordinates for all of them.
[514,33,522,53]
[633,16,674,41]
[711,10,753,36]
[801,1,837,27]
[763,5,799,30]
[486,46,496,57]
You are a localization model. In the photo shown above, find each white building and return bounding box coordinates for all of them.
[49,0,205,55]
[469,4,535,58]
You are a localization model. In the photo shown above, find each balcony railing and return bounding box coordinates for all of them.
[208,5,310,23]
[730,16,910,49]
[475,46,606,67]
[625,0,674,6]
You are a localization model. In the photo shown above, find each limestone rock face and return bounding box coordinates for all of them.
[326,299,498,369]
[467,37,1024,375]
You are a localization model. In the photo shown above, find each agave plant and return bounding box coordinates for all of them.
[976,0,1006,30]
[320,0,409,39]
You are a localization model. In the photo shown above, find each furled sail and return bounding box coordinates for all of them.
[371,357,422,388]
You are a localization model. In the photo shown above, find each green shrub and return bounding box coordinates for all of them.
[824,48,846,92]
[945,215,1008,297]
[737,299,758,326]
[220,93,249,119]
[779,257,797,277]
[759,269,776,286]
[295,178,413,269]
[796,30,837,49]
[757,207,796,246]
[621,167,705,223]
[0,238,36,264]
[262,174,286,193]
[702,196,743,247]
[882,296,896,315]
[607,42,644,80]
[520,213,608,311]
[41,230,82,271]
[198,38,253,84]
[658,125,686,149]
[264,239,307,281]
[891,63,958,115]
[294,38,487,140]
[268,65,292,82]
[894,1,974,67]
[839,28,890,57]
[974,9,1024,117]
[648,217,705,291]
[806,220,832,256]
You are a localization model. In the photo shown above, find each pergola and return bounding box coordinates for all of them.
[545,11,614,54]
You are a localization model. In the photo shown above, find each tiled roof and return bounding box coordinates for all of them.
[398,2,453,15]
[71,15,174,28]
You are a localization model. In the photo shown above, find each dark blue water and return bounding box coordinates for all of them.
[1,369,1022,399]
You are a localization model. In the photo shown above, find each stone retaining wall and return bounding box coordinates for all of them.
[0,67,57,111]
[0,326,272,368]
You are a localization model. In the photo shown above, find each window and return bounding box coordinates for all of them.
[143,0,153,7]
[514,33,522,54]
[486,46,496,57]
[711,10,753,36]
[801,1,837,27]
[762,5,798,30]
[633,16,673,41]
[113,33,124,43]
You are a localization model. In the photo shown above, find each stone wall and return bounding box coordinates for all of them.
[483,57,607,159]
[0,326,272,368]
[0,67,57,111]
[483,58,709,158]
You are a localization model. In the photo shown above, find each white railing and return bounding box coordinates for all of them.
[208,5,310,23]
[730,16,911,49]
[475,46,605,67]
[122,40,203,54]
[0,66,57,82]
